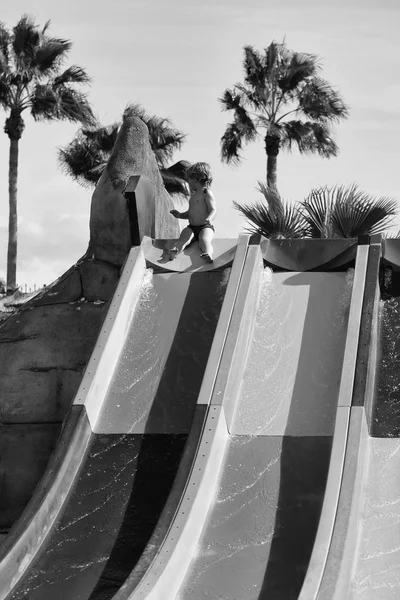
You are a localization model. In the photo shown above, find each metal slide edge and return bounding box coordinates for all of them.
[127,244,264,600]
[298,241,370,600]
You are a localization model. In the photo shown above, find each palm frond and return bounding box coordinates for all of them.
[41,20,51,36]
[58,140,104,187]
[159,167,189,197]
[0,78,11,108]
[282,121,339,158]
[243,45,266,90]
[256,181,284,219]
[299,77,349,122]
[234,197,306,239]
[29,83,57,117]
[264,41,281,80]
[301,184,399,238]
[147,117,186,166]
[279,120,314,152]
[80,123,120,151]
[30,83,94,124]
[278,51,319,93]
[34,38,72,74]
[220,87,257,160]
[301,186,334,237]
[0,23,10,74]
[12,15,40,62]
[331,184,398,237]
[53,65,90,86]
[219,88,243,112]
[220,122,244,165]
[233,82,268,110]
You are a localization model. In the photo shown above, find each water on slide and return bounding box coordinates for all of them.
[177,267,354,600]
[7,267,229,600]
[349,287,400,600]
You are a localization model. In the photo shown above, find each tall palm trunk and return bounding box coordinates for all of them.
[265,133,280,193]
[5,111,24,293]
[7,137,19,292]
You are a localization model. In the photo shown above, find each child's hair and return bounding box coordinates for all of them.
[185,162,213,187]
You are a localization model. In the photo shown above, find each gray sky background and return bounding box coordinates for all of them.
[0,0,399,287]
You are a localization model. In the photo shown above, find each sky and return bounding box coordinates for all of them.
[0,0,399,288]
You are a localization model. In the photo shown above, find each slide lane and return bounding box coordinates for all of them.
[129,240,358,599]
[298,239,371,600]
[308,237,400,600]
[0,236,249,600]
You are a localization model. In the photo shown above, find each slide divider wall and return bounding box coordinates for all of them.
[126,242,264,600]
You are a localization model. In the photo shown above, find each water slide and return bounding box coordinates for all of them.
[0,234,394,600]
[0,235,245,600]
[299,237,400,600]
[126,237,359,600]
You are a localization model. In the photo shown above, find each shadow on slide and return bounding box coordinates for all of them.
[259,274,345,598]
[0,243,234,600]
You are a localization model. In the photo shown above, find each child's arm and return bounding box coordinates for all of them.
[204,190,217,224]
[170,209,189,219]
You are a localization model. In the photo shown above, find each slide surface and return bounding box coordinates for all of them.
[1,235,377,600]
[0,238,240,600]
[174,269,352,599]
[324,244,400,600]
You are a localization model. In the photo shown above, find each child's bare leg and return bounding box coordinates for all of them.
[198,228,214,261]
[169,227,193,259]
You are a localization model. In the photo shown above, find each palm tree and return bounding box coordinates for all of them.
[220,41,349,193]
[0,15,94,292]
[234,182,307,239]
[58,103,190,197]
[301,184,398,238]
[235,183,398,240]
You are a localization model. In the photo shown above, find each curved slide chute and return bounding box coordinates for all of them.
[300,236,400,600]
[0,235,250,600]
[127,239,362,599]
[1,233,386,600]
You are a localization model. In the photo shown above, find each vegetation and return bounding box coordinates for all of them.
[234,183,307,239]
[235,183,398,239]
[220,41,348,193]
[0,15,94,292]
[58,103,190,197]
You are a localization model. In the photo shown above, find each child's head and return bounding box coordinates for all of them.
[185,162,213,188]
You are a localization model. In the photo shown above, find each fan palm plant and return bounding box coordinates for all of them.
[236,183,398,240]
[234,182,307,239]
[0,15,94,291]
[301,184,398,238]
[58,103,190,197]
[220,41,348,193]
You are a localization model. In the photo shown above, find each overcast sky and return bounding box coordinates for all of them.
[0,0,399,288]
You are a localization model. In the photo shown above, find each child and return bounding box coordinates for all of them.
[169,162,216,262]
